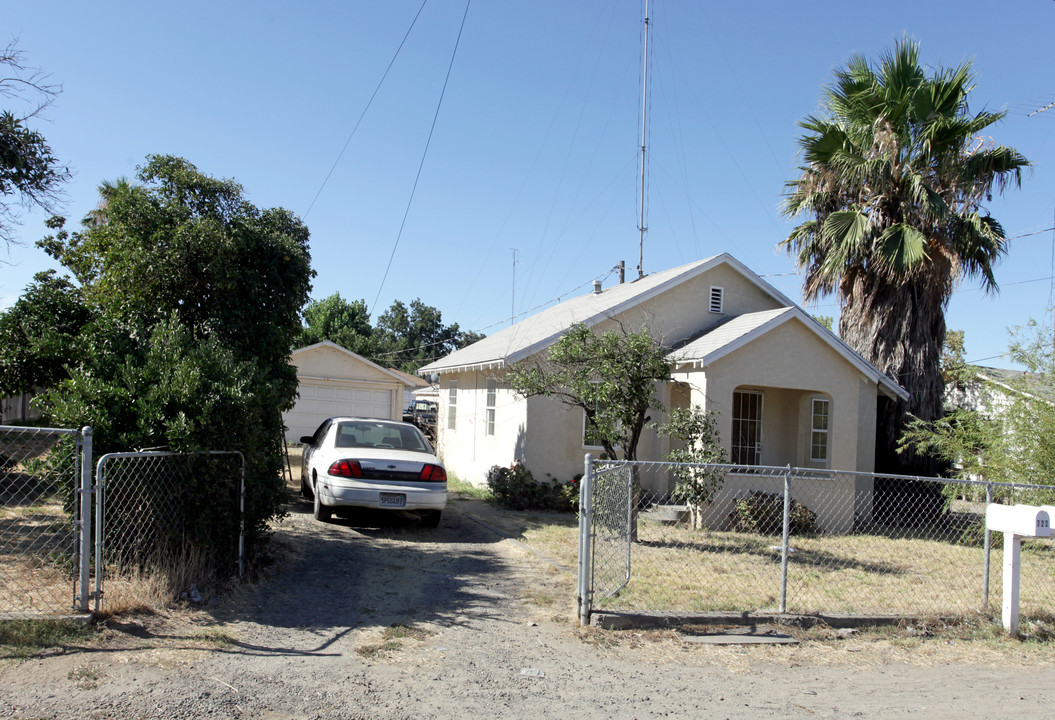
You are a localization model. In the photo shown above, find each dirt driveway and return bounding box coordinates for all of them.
[2,491,1055,719]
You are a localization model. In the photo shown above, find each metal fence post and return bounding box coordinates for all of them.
[578,454,594,627]
[779,464,791,614]
[238,455,246,579]
[77,427,93,613]
[982,482,993,609]
[94,455,106,614]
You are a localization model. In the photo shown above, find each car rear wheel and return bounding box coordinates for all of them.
[420,510,441,528]
[313,480,332,522]
[301,474,313,499]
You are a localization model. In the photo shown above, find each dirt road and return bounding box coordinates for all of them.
[2,493,1054,719]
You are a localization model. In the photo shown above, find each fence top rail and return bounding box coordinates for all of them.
[96,449,245,471]
[590,458,1055,493]
[0,425,82,436]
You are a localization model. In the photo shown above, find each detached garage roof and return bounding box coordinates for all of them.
[292,341,417,387]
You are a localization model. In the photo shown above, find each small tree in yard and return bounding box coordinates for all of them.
[508,322,671,541]
[899,324,1055,505]
[656,406,727,529]
[507,322,672,462]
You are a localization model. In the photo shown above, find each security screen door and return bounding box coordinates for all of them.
[731,390,762,465]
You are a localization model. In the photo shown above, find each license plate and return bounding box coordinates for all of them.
[379,493,406,508]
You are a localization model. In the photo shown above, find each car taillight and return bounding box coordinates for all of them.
[419,464,447,482]
[328,459,363,477]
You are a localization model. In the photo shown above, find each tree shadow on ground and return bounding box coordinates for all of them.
[172,495,528,658]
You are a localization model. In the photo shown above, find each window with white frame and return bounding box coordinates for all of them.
[447,380,458,430]
[811,397,830,462]
[709,286,724,313]
[582,399,608,449]
[485,378,497,436]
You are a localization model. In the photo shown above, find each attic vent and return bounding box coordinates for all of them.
[593,280,603,294]
[709,286,724,313]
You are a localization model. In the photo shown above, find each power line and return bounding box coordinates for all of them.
[302,0,430,219]
[371,0,472,316]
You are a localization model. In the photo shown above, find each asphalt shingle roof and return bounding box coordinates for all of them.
[420,253,781,374]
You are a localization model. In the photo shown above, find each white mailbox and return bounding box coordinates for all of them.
[985,504,1050,537]
[986,503,1052,636]
[1041,506,1055,527]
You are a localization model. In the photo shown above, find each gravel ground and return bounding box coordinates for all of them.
[2,492,1055,719]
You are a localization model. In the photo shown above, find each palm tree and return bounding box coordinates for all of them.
[781,39,1029,471]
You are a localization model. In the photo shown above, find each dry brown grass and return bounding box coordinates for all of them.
[98,544,223,618]
[0,495,78,616]
[515,513,1055,619]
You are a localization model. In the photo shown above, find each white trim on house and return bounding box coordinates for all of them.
[293,341,413,387]
[669,306,908,401]
[709,286,724,313]
[419,253,798,376]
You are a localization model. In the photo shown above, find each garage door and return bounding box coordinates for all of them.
[284,383,394,441]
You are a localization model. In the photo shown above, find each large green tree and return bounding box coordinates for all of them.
[36,155,313,555]
[375,298,484,373]
[781,40,1029,471]
[0,270,93,397]
[0,41,70,249]
[298,293,374,355]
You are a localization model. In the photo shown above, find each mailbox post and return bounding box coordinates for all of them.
[985,504,1051,635]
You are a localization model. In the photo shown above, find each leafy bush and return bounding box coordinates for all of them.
[656,406,727,528]
[729,491,817,535]
[486,463,578,512]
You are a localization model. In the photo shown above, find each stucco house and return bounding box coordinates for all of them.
[419,254,907,531]
[283,341,416,442]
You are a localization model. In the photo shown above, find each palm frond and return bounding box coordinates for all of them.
[875,223,928,273]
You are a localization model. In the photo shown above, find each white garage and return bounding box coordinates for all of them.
[283,341,413,442]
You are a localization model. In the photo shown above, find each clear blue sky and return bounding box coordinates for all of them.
[4,1,1054,369]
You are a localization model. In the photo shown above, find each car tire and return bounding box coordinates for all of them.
[313,481,332,522]
[420,510,441,528]
[301,474,313,499]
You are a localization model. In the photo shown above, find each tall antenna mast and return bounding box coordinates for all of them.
[511,248,518,326]
[637,0,651,279]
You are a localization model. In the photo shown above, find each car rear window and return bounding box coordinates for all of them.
[335,421,429,452]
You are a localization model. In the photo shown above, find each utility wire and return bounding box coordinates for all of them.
[371,0,472,316]
[302,0,430,219]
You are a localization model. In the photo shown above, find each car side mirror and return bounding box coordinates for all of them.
[300,436,314,445]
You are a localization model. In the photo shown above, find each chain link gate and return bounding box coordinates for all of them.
[95,451,244,614]
[578,457,1055,626]
[0,425,93,616]
[579,459,633,622]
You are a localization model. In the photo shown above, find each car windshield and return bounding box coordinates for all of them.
[334,421,430,453]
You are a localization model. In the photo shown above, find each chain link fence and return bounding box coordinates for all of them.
[0,426,87,616]
[580,459,1055,622]
[96,451,244,614]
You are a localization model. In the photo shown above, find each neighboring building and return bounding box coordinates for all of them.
[1,392,41,424]
[946,365,1043,416]
[283,341,416,442]
[419,254,907,531]
[386,366,435,410]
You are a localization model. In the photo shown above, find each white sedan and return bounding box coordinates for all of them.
[300,417,447,527]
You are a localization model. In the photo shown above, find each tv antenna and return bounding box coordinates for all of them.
[636,0,651,279]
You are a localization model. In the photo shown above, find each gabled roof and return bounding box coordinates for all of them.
[419,253,795,375]
[386,366,432,390]
[971,365,1053,404]
[670,307,908,400]
[292,341,416,387]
